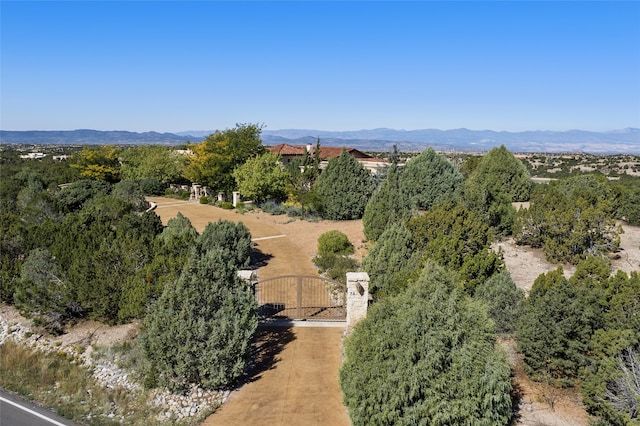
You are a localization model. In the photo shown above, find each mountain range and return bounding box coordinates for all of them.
[2,128,639,154]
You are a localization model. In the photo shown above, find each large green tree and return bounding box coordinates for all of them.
[406,202,504,293]
[474,270,524,335]
[71,145,121,182]
[610,175,640,226]
[361,223,419,298]
[233,151,289,203]
[119,213,198,321]
[517,267,596,385]
[579,268,640,425]
[184,123,265,193]
[0,213,27,303]
[56,179,112,212]
[340,261,513,426]
[195,220,252,269]
[13,248,69,334]
[142,225,257,391]
[400,147,463,210]
[463,145,531,235]
[313,150,375,220]
[362,162,412,241]
[120,145,186,185]
[514,175,619,264]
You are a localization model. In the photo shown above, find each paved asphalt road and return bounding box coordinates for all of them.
[0,389,80,426]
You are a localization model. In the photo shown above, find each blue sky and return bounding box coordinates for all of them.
[1,1,639,133]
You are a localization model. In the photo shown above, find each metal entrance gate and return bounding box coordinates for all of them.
[255,276,346,321]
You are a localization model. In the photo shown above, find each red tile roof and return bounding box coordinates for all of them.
[267,144,380,161]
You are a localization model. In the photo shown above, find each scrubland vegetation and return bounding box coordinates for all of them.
[2,128,639,425]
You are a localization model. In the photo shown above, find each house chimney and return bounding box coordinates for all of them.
[306,143,313,153]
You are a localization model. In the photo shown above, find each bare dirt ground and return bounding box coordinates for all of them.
[147,198,368,279]
[495,221,640,293]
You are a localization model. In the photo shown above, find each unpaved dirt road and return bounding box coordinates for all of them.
[148,198,352,426]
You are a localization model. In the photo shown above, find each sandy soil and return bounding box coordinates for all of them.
[147,197,368,279]
[495,221,640,294]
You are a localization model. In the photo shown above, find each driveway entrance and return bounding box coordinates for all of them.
[147,198,352,426]
[256,276,346,321]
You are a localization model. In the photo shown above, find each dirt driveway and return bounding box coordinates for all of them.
[147,198,353,426]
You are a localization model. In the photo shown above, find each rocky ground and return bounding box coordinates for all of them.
[0,305,228,423]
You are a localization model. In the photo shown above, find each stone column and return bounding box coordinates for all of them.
[237,270,257,288]
[217,192,225,202]
[346,272,369,331]
[232,191,241,207]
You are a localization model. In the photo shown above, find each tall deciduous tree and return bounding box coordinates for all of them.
[400,147,463,210]
[71,145,121,182]
[313,150,374,220]
[340,261,513,426]
[184,123,265,193]
[233,152,289,203]
[120,145,187,185]
[286,138,322,216]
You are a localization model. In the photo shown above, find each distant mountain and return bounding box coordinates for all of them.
[0,129,203,145]
[261,128,640,154]
[2,128,639,154]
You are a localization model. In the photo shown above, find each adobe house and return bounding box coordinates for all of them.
[267,143,388,175]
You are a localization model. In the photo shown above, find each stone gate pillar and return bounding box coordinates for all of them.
[232,191,241,207]
[346,272,369,331]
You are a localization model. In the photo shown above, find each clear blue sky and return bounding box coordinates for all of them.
[1,1,639,133]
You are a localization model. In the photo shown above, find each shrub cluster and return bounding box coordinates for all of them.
[313,230,357,285]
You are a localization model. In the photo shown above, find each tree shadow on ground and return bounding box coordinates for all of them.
[242,326,296,384]
[251,247,273,269]
[510,379,523,425]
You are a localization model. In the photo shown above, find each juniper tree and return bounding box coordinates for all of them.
[13,248,69,334]
[361,223,419,298]
[474,269,524,334]
[340,261,513,426]
[517,267,595,385]
[406,202,503,293]
[463,145,531,235]
[514,175,620,264]
[362,162,412,241]
[142,241,257,391]
[313,150,375,220]
[196,220,252,268]
[400,147,463,211]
